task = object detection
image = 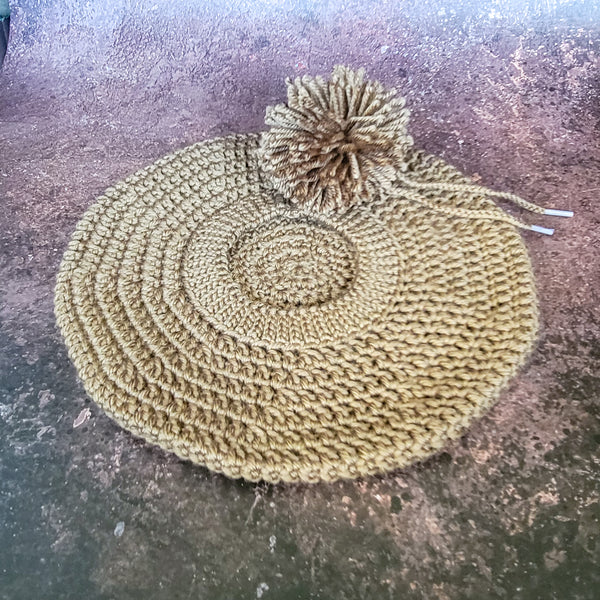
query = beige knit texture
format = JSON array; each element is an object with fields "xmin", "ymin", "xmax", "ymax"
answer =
[{"xmin": 54, "ymin": 132, "xmax": 538, "ymax": 483}]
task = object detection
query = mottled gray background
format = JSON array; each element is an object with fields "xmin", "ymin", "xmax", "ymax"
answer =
[{"xmin": 1, "ymin": 1, "xmax": 599, "ymax": 599}]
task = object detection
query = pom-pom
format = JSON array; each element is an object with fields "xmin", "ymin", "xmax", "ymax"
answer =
[{"xmin": 259, "ymin": 65, "xmax": 413, "ymax": 213}]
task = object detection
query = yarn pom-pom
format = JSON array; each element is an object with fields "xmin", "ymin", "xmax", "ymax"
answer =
[{"xmin": 259, "ymin": 65, "xmax": 413, "ymax": 213}]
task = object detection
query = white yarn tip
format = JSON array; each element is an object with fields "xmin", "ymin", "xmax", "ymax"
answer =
[
  {"xmin": 544, "ymin": 208, "xmax": 573, "ymax": 217},
  {"xmin": 531, "ymin": 225, "xmax": 554, "ymax": 235}
]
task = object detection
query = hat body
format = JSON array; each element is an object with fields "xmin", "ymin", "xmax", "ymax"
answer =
[{"xmin": 55, "ymin": 133, "xmax": 538, "ymax": 482}]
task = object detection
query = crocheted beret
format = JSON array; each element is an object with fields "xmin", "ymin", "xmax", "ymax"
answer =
[{"xmin": 55, "ymin": 66, "xmax": 572, "ymax": 483}]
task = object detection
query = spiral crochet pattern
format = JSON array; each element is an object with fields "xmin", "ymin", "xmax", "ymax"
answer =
[{"xmin": 55, "ymin": 66, "xmax": 542, "ymax": 483}]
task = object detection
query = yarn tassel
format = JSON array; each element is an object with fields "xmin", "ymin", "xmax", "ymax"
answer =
[{"xmin": 395, "ymin": 173, "xmax": 573, "ymax": 235}]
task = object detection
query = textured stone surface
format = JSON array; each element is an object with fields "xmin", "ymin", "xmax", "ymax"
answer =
[{"xmin": 1, "ymin": 1, "xmax": 599, "ymax": 599}]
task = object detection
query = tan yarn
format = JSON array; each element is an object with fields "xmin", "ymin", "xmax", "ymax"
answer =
[
  {"xmin": 260, "ymin": 65, "xmax": 413, "ymax": 213},
  {"xmin": 54, "ymin": 66, "xmax": 563, "ymax": 482},
  {"xmin": 54, "ymin": 129, "xmax": 539, "ymax": 483}
]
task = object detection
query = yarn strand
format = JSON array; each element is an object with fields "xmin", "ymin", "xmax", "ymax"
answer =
[{"xmin": 395, "ymin": 173, "xmax": 573, "ymax": 235}]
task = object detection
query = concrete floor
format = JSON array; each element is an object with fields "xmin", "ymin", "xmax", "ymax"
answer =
[{"xmin": 1, "ymin": 1, "xmax": 599, "ymax": 598}]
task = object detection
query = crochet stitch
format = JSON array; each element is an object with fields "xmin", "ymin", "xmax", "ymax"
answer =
[{"xmin": 55, "ymin": 66, "xmax": 548, "ymax": 483}]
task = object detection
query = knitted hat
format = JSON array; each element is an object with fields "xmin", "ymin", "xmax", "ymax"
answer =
[{"xmin": 55, "ymin": 66, "xmax": 572, "ymax": 483}]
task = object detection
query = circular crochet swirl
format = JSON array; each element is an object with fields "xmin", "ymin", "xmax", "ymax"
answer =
[{"xmin": 55, "ymin": 134, "xmax": 538, "ymax": 483}]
